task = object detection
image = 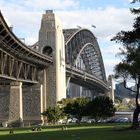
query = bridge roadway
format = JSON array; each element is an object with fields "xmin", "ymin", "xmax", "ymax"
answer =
[{"xmin": 66, "ymin": 65, "xmax": 108, "ymax": 92}]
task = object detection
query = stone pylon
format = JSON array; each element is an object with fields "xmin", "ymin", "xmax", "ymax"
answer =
[
  {"xmin": 38, "ymin": 10, "xmax": 66, "ymax": 107},
  {"xmin": 8, "ymin": 82, "xmax": 23, "ymax": 126}
]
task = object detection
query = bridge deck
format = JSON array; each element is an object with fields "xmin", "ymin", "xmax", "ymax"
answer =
[{"xmin": 66, "ymin": 65, "xmax": 108, "ymax": 92}]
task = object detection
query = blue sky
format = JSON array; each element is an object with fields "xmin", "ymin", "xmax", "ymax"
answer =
[
  {"xmin": 0, "ymin": 0, "xmax": 136, "ymax": 78},
  {"xmin": 77, "ymin": 0, "xmax": 131, "ymax": 9}
]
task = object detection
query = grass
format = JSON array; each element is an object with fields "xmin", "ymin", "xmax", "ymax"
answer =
[{"xmin": 0, "ymin": 123, "xmax": 140, "ymax": 140}]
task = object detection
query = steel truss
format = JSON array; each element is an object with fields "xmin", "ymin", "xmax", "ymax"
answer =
[{"xmin": 0, "ymin": 48, "xmax": 39, "ymax": 83}]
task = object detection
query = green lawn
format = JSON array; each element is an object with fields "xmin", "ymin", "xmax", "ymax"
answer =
[{"xmin": 0, "ymin": 123, "xmax": 140, "ymax": 140}]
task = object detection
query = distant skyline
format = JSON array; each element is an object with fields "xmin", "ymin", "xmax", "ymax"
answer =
[{"xmin": 0, "ymin": 0, "xmax": 136, "ymax": 77}]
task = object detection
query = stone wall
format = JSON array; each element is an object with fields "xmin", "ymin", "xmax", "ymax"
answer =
[
  {"xmin": 0, "ymin": 85, "xmax": 10, "ymax": 122},
  {"xmin": 46, "ymin": 65, "xmax": 56, "ymax": 107},
  {"xmin": 8, "ymin": 82, "xmax": 23, "ymax": 126},
  {"xmin": 0, "ymin": 83, "xmax": 43, "ymax": 125},
  {"xmin": 22, "ymin": 84, "xmax": 43, "ymax": 124}
]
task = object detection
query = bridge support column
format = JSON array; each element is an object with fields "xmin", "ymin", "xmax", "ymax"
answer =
[
  {"xmin": 8, "ymin": 82, "xmax": 23, "ymax": 126},
  {"xmin": 22, "ymin": 83, "xmax": 44, "ymax": 125},
  {"xmin": 0, "ymin": 84, "xmax": 10, "ymax": 124},
  {"xmin": 39, "ymin": 10, "xmax": 66, "ymax": 107}
]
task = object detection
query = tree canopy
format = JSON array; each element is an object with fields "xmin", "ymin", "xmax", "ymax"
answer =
[
  {"xmin": 63, "ymin": 97, "xmax": 90, "ymax": 122},
  {"xmin": 63, "ymin": 97, "xmax": 115, "ymax": 123},
  {"xmin": 87, "ymin": 96, "xmax": 115, "ymax": 122},
  {"xmin": 111, "ymin": 0, "xmax": 140, "ymax": 129},
  {"xmin": 42, "ymin": 97, "xmax": 115, "ymax": 124},
  {"xmin": 42, "ymin": 106, "xmax": 64, "ymax": 124}
]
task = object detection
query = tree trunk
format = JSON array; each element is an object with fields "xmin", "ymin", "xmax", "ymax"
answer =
[
  {"xmin": 131, "ymin": 81, "xmax": 140, "ymax": 129},
  {"xmin": 131, "ymin": 106, "xmax": 140, "ymax": 129}
]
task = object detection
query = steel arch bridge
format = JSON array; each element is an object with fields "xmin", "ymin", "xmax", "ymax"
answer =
[
  {"xmin": 0, "ymin": 10, "xmax": 108, "ymax": 125},
  {"xmin": 64, "ymin": 29, "xmax": 107, "ymax": 92}
]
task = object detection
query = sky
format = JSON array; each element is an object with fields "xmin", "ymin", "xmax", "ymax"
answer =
[{"xmin": 0, "ymin": 0, "xmax": 136, "ymax": 79}]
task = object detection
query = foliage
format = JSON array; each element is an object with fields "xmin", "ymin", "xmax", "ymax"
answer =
[
  {"xmin": 63, "ymin": 97, "xmax": 90, "ymax": 122},
  {"xmin": 57, "ymin": 98, "xmax": 74, "ymax": 107},
  {"xmin": 114, "ymin": 97, "xmax": 122, "ymax": 104},
  {"xmin": 42, "ymin": 96, "xmax": 115, "ymax": 124},
  {"xmin": 42, "ymin": 106, "xmax": 64, "ymax": 124},
  {"xmin": 88, "ymin": 96, "xmax": 115, "ymax": 121},
  {"xmin": 111, "ymin": 0, "xmax": 140, "ymax": 128},
  {"xmin": 61, "ymin": 96, "xmax": 115, "ymax": 122},
  {"xmin": 116, "ymin": 104, "xmax": 130, "ymax": 111}
]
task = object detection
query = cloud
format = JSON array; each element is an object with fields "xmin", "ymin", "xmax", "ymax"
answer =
[
  {"xmin": 57, "ymin": 7, "xmax": 134, "ymax": 41},
  {"xmin": 101, "ymin": 44, "xmax": 121, "ymax": 56},
  {"xmin": 0, "ymin": 1, "xmax": 134, "ymax": 44},
  {"xmin": 0, "ymin": 0, "xmax": 79, "ymax": 11},
  {"xmin": 0, "ymin": 4, "xmax": 42, "ymax": 45},
  {"xmin": 100, "ymin": 43, "xmax": 123, "ymax": 76},
  {"xmin": 104, "ymin": 58, "xmax": 121, "ymax": 77},
  {"xmin": 127, "ymin": 0, "xmax": 133, "ymax": 2}
]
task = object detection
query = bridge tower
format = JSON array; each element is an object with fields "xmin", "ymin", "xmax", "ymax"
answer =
[{"xmin": 39, "ymin": 10, "xmax": 66, "ymax": 107}]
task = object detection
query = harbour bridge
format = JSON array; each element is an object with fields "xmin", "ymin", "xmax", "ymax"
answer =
[{"xmin": 0, "ymin": 10, "xmax": 108, "ymax": 125}]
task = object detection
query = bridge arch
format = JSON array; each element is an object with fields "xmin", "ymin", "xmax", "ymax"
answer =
[
  {"xmin": 75, "ymin": 43, "xmax": 103, "ymax": 80},
  {"xmin": 65, "ymin": 28, "xmax": 106, "ymax": 82}
]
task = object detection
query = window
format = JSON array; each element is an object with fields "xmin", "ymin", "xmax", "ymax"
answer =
[{"xmin": 42, "ymin": 46, "xmax": 53, "ymax": 56}]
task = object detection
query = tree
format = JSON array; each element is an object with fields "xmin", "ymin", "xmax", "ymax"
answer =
[
  {"xmin": 57, "ymin": 98, "xmax": 74, "ymax": 107},
  {"xmin": 42, "ymin": 106, "xmax": 64, "ymax": 124},
  {"xmin": 63, "ymin": 97, "xmax": 90, "ymax": 123},
  {"xmin": 111, "ymin": 0, "xmax": 140, "ymax": 129},
  {"xmin": 88, "ymin": 96, "xmax": 115, "ymax": 122},
  {"xmin": 58, "ymin": 98, "xmax": 75, "ymax": 123}
]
